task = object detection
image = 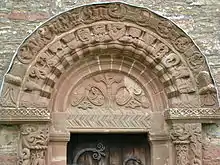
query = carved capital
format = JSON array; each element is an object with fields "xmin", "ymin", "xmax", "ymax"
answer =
[
  {"xmin": 19, "ymin": 124, "xmax": 49, "ymax": 165},
  {"xmin": 170, "ymin": 123, "xmax": 202, "ymax": 165}
]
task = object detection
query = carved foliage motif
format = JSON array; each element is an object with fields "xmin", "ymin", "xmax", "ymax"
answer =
[
  {"xmin": 19, "ymin": 124, "xmax": 49, "ymax": 165},
  {"xmin": 70, "ymin": 72, "xmax": 151, "ymax": 111},
  {"xmin": 170, "ymin": 123, "xmax": 202, "ymax": 165},
  {"xmin": 175, "ymin": 144, "xmax": 189, "ymax": 165}
]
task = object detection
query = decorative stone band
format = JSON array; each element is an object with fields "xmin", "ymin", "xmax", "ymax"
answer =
[
  {"xmin": 164, "ymin": 108, "xmax": 220, "ymax": 121},
  {"xmin": 0, "ymin": 107, "xmax": 50, "ymax": 122},
  {"xmin": 66, "ymin": 114, "xmax": 151, "ymax": 131}
]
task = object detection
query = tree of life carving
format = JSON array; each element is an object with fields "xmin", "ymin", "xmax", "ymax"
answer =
[{"xmin": 69, "ymin": 72, "xmax": 151, "ymax": 111}]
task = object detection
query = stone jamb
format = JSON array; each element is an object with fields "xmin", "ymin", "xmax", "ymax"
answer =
[{"xmin": 169, "ymin": 122, "xmax": 202, "ymax": 165}]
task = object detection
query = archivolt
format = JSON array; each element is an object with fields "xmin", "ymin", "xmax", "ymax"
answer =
[{"xmin": 0, "ymin": 2, "xmax": 218, "ymax": 110}]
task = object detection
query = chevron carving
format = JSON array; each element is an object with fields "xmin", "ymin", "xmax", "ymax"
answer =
[
  {"xmin": 66, "ymin": 72, "xmax": 152, "ymax": 130},
  {"xmin": 67, "ymin": 114, "xmax": 150, "ymax": 129}
]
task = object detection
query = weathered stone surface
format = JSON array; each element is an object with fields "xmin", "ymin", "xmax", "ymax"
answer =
[
  {"xmin": 203, "ymin": 124, "xmax": 220, "ymax": 165},
  {"xmin": 1, "ymin": 2, "xmax": 216, "ymax": 111},
  {"xmin": 0, "ymin": 125, "xmax": 18, "ymax": 165},
  {"xmin": 0, "ymin": 1, "xmax": 219, "ymax": 165},
  {"xmin": 0, "ymin": 0, "xmax": 219, "ymax": 89}
]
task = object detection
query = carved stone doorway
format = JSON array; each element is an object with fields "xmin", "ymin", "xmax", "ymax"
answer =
[
  {"xmin": 67, "ymin": 133, "xmax": 151, "ymax": 165},
  {"xmin": 0, "ymin": 2, "xmax": 219, "ymax": 165}
]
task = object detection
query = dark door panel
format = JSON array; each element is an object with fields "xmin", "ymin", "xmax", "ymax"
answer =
[{"xmin": 67, "ymin": 134, "xmax": 150, "ymax": 165}]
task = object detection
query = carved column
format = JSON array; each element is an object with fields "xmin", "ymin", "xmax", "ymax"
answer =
[
  {"xmin": 19, "ymin": 124, "xmax": 49, "ymax": 165},
  {"xmin": 170, "ymin": 123, "xmax": 202, "ymax": 165}
]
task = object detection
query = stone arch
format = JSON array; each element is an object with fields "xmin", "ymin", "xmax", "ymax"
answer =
[
  {"xmin": 1, "ymin": 3, "xmax": 218, "ymax": 110},
  {"xmin": 0, "ymin": 2, "xmax": 220, "ymax": 165}
]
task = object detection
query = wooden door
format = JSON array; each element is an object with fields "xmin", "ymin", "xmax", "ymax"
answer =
[{"xmin": 67, "ymin": 134, "xmax": 151, "ymax": 165}]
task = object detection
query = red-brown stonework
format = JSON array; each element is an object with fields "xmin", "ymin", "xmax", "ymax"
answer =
[
  {"xmin": 0, "ymin": 156, "xmax": 17, "ymax": 165},
  {"xmin": 0, "ymin": 125, "xmax": 19, "ymax": 165},
  {"xmin": 6, "ymin": 11, "xmax": 50, "ymax": 21},
  {"xmin": 202, "ymin": 124, "xmax": 220, "ymax": 165},
  {"xmin": 203, "ymin": 144, "xmax": 220, "ymax": 165},
  {"xmin": 0, "ymin": 2, "xmax": 219, "ymax": 165}
]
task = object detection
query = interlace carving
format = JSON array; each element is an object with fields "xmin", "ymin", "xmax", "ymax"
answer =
[
  {"xmin": 170, "ymin": 123, "xmax": 202, "ymax": 165},
  {"xmin": 19, "ymin": 124, "xmax": 49, "ymax": 165},
  {"xmin": 0, "ymin": 107, "xmax": 50, "ymax": 122},
  {"xmin": 70, "ymin": 72, "xmax": 151, "ymax": 111},
  {"xmin": 165, "ymin": 108, "xmax": 220, "ymax": 120}
]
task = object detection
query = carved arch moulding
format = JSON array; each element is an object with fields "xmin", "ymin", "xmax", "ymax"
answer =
[{"xmin": 0, "ymin": 2, "xmax": 220, "ymax": 165}]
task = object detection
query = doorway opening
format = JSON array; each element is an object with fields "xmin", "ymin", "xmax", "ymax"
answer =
[{"xmin": 67, "ymin": 133, "xmax": 151, "ymax": 165}]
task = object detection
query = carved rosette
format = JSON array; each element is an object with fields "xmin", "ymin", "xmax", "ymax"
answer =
[
  {"xmin": 170, "ymin": 123, "xmax": 202, "ymax": 165},
  {"xmin": 19, "ymin": 124, "xmax": 49, "ymax": 165}
]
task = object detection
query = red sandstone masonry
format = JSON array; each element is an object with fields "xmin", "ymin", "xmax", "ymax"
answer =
[
  {"xmin": 7, "ymin": 11, "xmax": 49, "ymax": 21},
  {"xmin": 0, "ymin": 1, "xmax": 219, "ymax": 165}
]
